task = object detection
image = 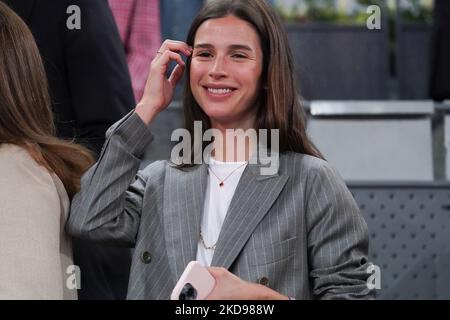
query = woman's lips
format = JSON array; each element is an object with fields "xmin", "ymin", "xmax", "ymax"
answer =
[{"xmin": 203, "ymin": 86, "xmax": 236, "ymax": 99}]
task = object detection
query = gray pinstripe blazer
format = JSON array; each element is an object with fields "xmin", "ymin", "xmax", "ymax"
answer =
[{"xmin": 67, "ymin": 112, "xmax": 374, "ymax": 300}]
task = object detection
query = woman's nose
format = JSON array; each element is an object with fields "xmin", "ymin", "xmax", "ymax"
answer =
[{"xmin": 209, "ymin": 57, "xmax": 227, "ymax": 79}]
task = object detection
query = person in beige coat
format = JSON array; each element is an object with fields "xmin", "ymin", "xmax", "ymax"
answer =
[
  {"xmin": 0, "ymin": 144, "xmax": 76, "ymax": 299},
  {"xmin": 0, "ymin": 2, "xmax": 94, "ymax": 300}
]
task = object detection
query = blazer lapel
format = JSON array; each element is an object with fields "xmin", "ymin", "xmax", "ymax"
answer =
[
  {"xmin": 163, "ymin": 164, "xmax": 208, "ymax": 281},
  {"xmin": 211, "ymin": 156, "xmax": 289, "ymax": 269}
]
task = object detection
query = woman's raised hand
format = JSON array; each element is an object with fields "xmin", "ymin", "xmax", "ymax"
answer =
[{"xmin": 135, "ymin": 40, "xmax": 193, "ymax": 125}]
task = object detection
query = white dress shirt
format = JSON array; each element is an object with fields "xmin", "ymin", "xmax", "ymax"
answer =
[{"xmin": 196, "ymin": 158, "xmax": 248, "ymax": 266}]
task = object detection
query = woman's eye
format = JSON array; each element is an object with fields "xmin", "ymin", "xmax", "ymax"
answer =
[
  {"xmin": 196, "ymin": 51, "xmax": 213, "ymax": 58},
  {"xmin": 231, "ymin": 52, "xmax": 247, "ymax": 59}
]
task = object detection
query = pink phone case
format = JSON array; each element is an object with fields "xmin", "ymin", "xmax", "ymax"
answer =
[{"xmin": 170, "ymin": 261, "xmax": 216, "ymax": 300}]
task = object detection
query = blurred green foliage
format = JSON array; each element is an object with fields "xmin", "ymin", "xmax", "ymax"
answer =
[
  {"xmin": 275, "ymin": 0, "xmax": 433, "ymax": 24},
  {"xmin": 399, "ymin": 0, "xmax": 433, "ymax": 22}
]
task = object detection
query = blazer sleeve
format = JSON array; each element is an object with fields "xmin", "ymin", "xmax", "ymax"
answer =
[
  {"xmin": 305, "ymin": 161, "xmax": 375, "ymax": 299},
  {"xmin": 63, "ymin": 0, "xmax": 135, "ymax": 155},
  {"xmin": 66, "ymin": 112, "xmax": 154, "ymax": 247},
  {"xmin": 0, "ymin": 149, "xmax": 65, "ymax": 299}
]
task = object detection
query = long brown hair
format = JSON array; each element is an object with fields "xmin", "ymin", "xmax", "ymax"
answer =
[
  {"xmin": 0, "ymin": 2, "xmax": 94, "ymax": 199},
  {"xmin": 183, "ymin": 0, "xmax": 323, "ymax": 158}
]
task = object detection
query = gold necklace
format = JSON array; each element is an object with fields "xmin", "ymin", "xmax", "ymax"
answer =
[
  {"xmin": 199, "ymin": 229, "xmax": 216, "ymax": 250},
  {"xmin": 207, "ymin": 162, "xmax": 247, "ymax": 187}
]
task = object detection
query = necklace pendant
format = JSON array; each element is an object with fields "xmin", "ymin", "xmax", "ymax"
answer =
[{"xmin": 219, "ymin": 182, "xmax": 224, "ymax": 187}]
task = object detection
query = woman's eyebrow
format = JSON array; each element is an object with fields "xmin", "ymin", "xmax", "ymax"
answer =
[
  {"xmin": 194, "ymin": 43, "xmax": 213, "ymax": 49},
  {"xmin": 194, "ymin": 43, "xmax": 254, "ymax": 52},
  {"xmin": 228, "ymin": 44, "xmax": 253, "ymax": 52}
]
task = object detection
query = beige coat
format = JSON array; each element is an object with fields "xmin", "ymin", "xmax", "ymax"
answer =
[{"xmin": 0, "ymin": 144, "xmax": 77, "ymax": 300}]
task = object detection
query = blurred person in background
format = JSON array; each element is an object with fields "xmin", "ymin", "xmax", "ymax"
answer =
[
  {"xmin": 430, "ymin": 0, "xmax": 450, "ymax": 101},
  {"xmin": 108, "ymin": 0, "xmax": 161, "ymax": 102},
  {"xmin": 159, "ymin": 0, "xmax": 204, "ymax": 100},
  {"xmin": 0, "ymin": 2, "xmax": 94, "ymax": 299},
  {"xmin": 1, "ymin": 0, "xmax": 135, "ymax": 299}
]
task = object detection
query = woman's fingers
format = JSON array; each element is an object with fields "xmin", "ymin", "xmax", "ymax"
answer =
[
  {"xmin": 151, "ymin": 40, "xmax": 192, "ymax": 79},
  {"xmin": 150, "ymin": 50, "xmax": 186, "ymax": 77},
  {"xmin": 162, "ymin": 50, "xmax": 186, "ymax": 67},
  {"xmin": 168, "ymin": 64, "xmax": 185, "ymax": 87},
  {"xmin": 156, "ymin": 40, "xmax": 192, "ymax": 58},
  {"xmin": 136, "ymin": 39, "xmax": 191, "ymax": 124}
]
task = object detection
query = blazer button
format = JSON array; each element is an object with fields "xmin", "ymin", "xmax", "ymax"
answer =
[
  {"xmin": 141, "ymin": 251, "xmax": 152, "ymax": 264},
  {"xmin": 258, "ymin": 277, "xmax": 269, "ymax": 287}
]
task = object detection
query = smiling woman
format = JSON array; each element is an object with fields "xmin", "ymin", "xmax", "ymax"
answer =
[
  {"xmin": 189, "ymin": 15, "xmax": 263, "ymax": 131},
  {"xmin": 67, "ymin": 0, "xmax": 374, "ymax": 300}
]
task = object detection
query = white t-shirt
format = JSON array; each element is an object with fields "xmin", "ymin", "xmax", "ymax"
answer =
[{"xmin": 196, "ymin": 158, "xmax": 248, "ymax": 266}]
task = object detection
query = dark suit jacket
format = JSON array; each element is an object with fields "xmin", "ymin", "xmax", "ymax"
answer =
[
  {"xmin": 430, "ymin": 0, "xmax": 450, "ymax": 101},
  {"xmin": 2, "ymin": 0, "xmax": 135, "ymax": 299},
  {"xmin": 3, "ymin": 0, "xmax": 134, "ymax": 153}
]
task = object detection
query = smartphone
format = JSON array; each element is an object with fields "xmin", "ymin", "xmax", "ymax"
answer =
[{"xmin": 170, "ymin": 261, "xmax": 216, "ymax": 300}]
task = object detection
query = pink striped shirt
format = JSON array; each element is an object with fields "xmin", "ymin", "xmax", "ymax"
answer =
[{"xmin": 109, "ymin": 0, "xmax": 161, "ymax": 102}]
